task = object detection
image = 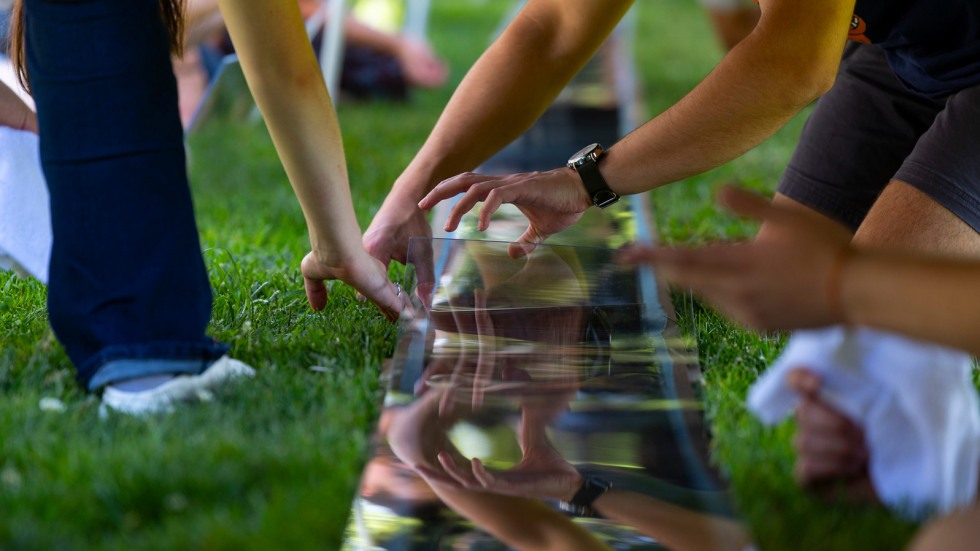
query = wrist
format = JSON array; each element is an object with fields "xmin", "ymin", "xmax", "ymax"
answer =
[
  {"xmin": 567, "ymin": 143, "xmax": 620, "ymax": 209},
  {"xmin": 309, "ymin": 239, "xmax": 368, "ymax": 270},
  {"xmin": 394, "ymin": 160, "xmax": 448, "ymax": 203},
  {"xmin": 825, "ymin": 246, "xmax": 853, "ymax": 325},
  {"xmin": 558, "ymin": 475, "xmax": 612, "ymax": 516},
  {"xmin": 560, "ymin": 472, "xmax": 586, "ymax": 502},
  {"xmin": 564, "ymin": 167, "xmax": 596, "ymax": 212}
]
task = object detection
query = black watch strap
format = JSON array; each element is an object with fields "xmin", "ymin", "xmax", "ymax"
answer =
[
  {"xmin": 568, "ymin": 145, "xmax": 620, "ymax": 209},
  {"xmin": 559, "ymin": 477, "xmax": 612, "ymax": 517}
]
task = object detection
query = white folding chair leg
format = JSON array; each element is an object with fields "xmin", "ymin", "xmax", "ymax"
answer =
[
  {"xmin": 401, "ymin": 0, "xmax": 431, "ymax": 40},
  {"xmin": 320, "ymin": 0, "xmax": 348, "ymax": 100}
]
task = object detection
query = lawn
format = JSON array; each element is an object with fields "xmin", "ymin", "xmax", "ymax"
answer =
[{"xmin": 0, "ymin": 0, "xmax": 920, "ymax": 549}]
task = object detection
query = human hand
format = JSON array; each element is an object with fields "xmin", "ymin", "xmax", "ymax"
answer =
[
  {"xmin": 618, "ymin": 186, "xmax": 853, "ymax": 331},
  {"xmin": 396, "ymin": 36, "xmax": 449, "ymax": 89},
  {"xmin": 363, "ymin": 191, "xmax": 433, "ymax": 268},
  {"xmin": 788, "ymin": 368, "xmax": 878, "ymax": 503},
  {"xmin": 300, "ymin": 248, "xmax": 410, "ymax": 322},
  {"xmin": 418, "ymin": 167, "xmax": 591, "ymax": 258}
]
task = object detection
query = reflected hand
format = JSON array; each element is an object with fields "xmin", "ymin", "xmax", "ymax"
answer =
[
  {"xmin": 426, "ymin": 441, "xmax": 584, "ymax": 503},
  {"xmin": 422, "ymin": 398, "xmax": 583, "ymax": 502},
  {"xmin": 387, "ymin": 387, "xmax": 468, "ymax": 472},
  {"xmin": 618, "ymin": 186, "xmax": 852, "ymax": 331},
  {"xmin": 418, "ymin": 168, "xmax": 592, "ymax": 258},
  {"xmin": 300, "ymin": 248, "xmax": 410, "ymax": 322},
  {"xmin": 789, "ymin": 368, "xmax": 878, "ymax": 503},
  {"xmin": 433, "ymin": 288, "xmax": 497, "ymax": 415}
]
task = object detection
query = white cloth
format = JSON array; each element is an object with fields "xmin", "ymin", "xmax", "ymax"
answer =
[
  {"xmin": 748, "ymin": 326, "xmax": 980, "ymax": 518},
  {"xmin": 0, "ymin": 126, "xmax": 51, "ymax": 283}
]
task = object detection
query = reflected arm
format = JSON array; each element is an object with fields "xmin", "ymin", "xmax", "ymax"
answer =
[
  {"xmin": 592, "ymin": 490, "xmax": 752, "ymax": 551},
  {"xmin": 429, "ymin": 486, "xmax": 611, "ymax": 551}
]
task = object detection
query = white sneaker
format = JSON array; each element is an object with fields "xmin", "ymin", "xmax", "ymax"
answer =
[{"xmin": 100, "ymin": 355, "xmax": 255, "ymax": 416}]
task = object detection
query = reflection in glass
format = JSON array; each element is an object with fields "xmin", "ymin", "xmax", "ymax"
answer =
[{"xmin": 344, "ymin": 239, "xmax": 750, "ymax": 551}]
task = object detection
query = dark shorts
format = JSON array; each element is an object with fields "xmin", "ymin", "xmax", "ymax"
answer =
[{"xmin": 778, "ymin": 42, "xmax": 980, "ymax": 232}]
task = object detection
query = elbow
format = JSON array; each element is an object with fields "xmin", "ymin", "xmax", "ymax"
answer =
[
  {"xmin": 800, "ymin": 64, "xmax": 838, "ymax": 102},
  {"xmin": 774, "ymin": 61, "xmax": 838, "ymax": 110},
  {"xmin": 741, "ymin": 32, "xmax": 842, "ymax": 109}
]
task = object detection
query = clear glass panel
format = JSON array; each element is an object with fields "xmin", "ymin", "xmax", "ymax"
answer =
[{"xmin": 344, "ymin": 238, "xmax": 749, "ymax": 551}]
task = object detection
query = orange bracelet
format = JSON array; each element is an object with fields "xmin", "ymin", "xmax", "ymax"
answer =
[{"xmin": 825, "ymin": 247, "xmax": 852, "ymax": 324}]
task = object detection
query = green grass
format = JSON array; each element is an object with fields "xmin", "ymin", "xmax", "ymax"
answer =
[{"xmin": 0, "ymin": 0, "xmax": 922, "ymax": 549}]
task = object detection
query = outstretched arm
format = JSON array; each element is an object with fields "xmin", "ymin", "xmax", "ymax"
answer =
[
  {"xmin": 839, "ymin": 250, "xmax": 980, "ymax": 355},
  {"xmin": 217, "ymin": 0, "xmax": 408, "ymax": 320},
  {"xmin": 417, "ymin": 0, "xmax": 855, "ymax": 250},
  {"xmin": 621, "ymin": 187, "xmax": 980, "ymax": 356},
  {"xmin": 595, "ymin": 0, "xmax": 852, "ymax": 195},
  {"xmin": 364, "ymin": 0, "xmax": 632, "ymax": 265}
]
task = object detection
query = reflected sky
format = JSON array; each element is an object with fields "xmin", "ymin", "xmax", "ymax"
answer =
[{"xmin": 344, "ymin": 238, "xmax": 750, "ymax": 551}]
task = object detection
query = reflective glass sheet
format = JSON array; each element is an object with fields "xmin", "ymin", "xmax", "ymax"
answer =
[{"xmin": 344, "ymin": 238, "xmax": 750, "ymax": 551}]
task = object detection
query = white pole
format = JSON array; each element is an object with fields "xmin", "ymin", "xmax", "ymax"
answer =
[
  {"xmin": 320, "ymin": 0, "xmax": 349, "ymax": 100},
  {"xmin": 402, "ymin": 0, "xmax": 431, "ymax": 39}
]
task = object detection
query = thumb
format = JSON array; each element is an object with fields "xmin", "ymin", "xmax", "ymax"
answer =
[
  {"xmin": 304, "ymin": 277, "xmax": 329, "ymax": 311},
  {"xmin": 507, "ymin": 225, "xmax": 548, "ymax": 259}
]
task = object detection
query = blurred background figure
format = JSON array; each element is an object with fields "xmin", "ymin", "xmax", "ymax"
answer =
[
  {"xmin": 700, "ymin": 0, "xmax": 759, "ymax": 51},
  {"xmin": 173, "ymin": 0, "xmax": 449, "ymax": 126}
]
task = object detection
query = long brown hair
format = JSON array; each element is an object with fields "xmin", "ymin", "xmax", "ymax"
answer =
[{"xmin": 7, "ymin": 0, "xmax": 187, "ymax": 92}]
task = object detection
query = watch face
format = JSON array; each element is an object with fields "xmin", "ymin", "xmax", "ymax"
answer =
[{"xmin": 569, "ymin": 143, "xmax": 603, "ymax": 167}]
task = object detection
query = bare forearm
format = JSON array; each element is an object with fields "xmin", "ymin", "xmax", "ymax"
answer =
[
  {"xmin": 601, "ymin": 0, "xmax": 852, "ymax": 196},
  {"xmin": 394, "ymin": 0, "xmax": 632, "ymax": 200},
  {"xmin": 0, "ymin": 80, "xmax": 36, "ymax": 133},
  {"xmin": 843, "ymin": 254, "xmax": 980, "ymax": 355},
  {"xmin": 218, "ymin": 0, "xmax": 363, "ymax": 261}
]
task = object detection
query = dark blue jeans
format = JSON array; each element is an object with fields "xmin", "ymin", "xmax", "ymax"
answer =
[{"xmin": 24, "ymin": 0, "xmax": 226, "ymax": 390}]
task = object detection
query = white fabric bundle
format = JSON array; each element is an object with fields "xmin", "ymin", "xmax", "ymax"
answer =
[
  {"xmin": 748, "ymin": 326, "xmax": 980, "ymax": 518},
  {"xmin": 0, "ymin": 126, "xmax": 51, "ymax": 283}
]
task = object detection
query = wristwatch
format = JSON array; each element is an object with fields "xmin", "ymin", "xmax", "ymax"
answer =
[
  {"xmin": 558, "ymin": 476, "xmax": 613, "ymax": 517},
  {"xmin": 567, "ymin": 143, "xmax": 620, "ymax": 209}
]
